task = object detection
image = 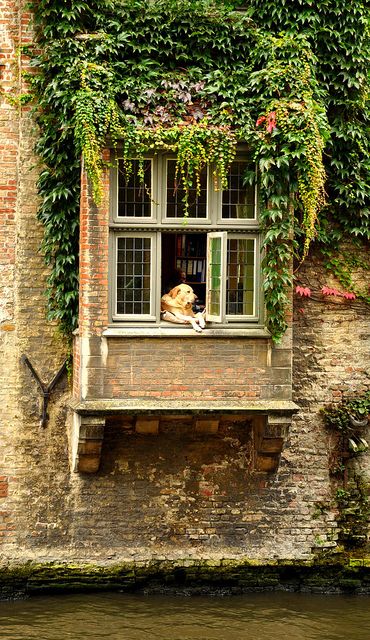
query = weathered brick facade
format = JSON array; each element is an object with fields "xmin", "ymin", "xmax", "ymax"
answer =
[
  {"xmin": 0, "ymin": 1, "xmax": 369, "ymax": 576},
  {"xmin": 72, "ymin": 159, "xmax": 297, "ymax": 474}
]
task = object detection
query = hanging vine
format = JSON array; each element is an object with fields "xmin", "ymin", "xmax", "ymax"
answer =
[{"xmin": 27, "ymin": 0, "xmax": 368, "ymax": 340}]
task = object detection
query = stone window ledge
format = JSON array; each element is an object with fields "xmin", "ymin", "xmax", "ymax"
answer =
[
  {"xmin": 70, "ymin": 398, "xmax": 299, "ymax": 416},
  {"xmin": 102, "ymin": 326, "xmax": 271, "ymax": 339}
]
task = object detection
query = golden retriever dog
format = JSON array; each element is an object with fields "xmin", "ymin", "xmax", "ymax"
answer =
[{"xmin": 161, "ymin": 284, "xmax": 206, "ymax": 332}]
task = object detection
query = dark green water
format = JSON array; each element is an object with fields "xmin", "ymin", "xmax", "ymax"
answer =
[{"xmin": 0, "ymin": 592, "xmax": 370, "ymax": 639}]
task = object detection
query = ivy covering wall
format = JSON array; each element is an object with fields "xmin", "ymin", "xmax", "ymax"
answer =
[{"xmin": 27, "ymin": 0, "xmax": 369, "ymax": 339}]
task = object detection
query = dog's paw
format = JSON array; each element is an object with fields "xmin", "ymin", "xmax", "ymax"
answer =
[{"xmin": 198, "ymin": 316, "xmax": 206, "ymax": 328}]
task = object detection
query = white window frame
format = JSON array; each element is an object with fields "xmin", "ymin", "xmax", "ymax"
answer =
[
  {"xmin": 109, "ymin": 151, "xmax": 262, "ymax": 328},
  {"xmin": 111, "ymin": 157, "xmax": 158, "ymax": 225},
  {"xmin": 225, "ymin": 233, "xmax": 260, "ymax": 323},
  {"xmin": 111, "ymin": 231, "xmax": 159, "ymax": 322},
  {"xmin": 161, "ymin": 156, "xmax": 214, "ymax": 226},
  {"xmin": 206, "ymin": 231, "xmax": 227, "ymax": 323}
]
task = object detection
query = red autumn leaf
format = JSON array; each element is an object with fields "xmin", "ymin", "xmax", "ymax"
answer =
[
  {"xmin": 266, "ymin": 110, "xmax": 277, "ymax": 133},
  {"xmin": 256, "ymin": 115, "xmax": 266, "ymax": 127},
  {"xmin": 321, "ymin": 286, "xmax": 341, "ymax": 296},
  {"xmin": 256, "ymin": 112, "xmax": 277, "ymax": 133},
  {"xmin": 295, "ymin": 285, "xmax": 311, "ymax": 297},
  {"xmin": 321, "ymin": 286, "xmax": 356, "ymax": 299}
]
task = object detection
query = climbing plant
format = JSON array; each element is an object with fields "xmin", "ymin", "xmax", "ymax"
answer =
[
  {"xmin": 242, "ymin": 0, "xmax": 370, "ymax": 291},
  {"xmin": 322, "ymin": 392, "xmax": 370, "ymax": 548},
  {"xmin": 336, "ymin": 479, "xmax": 370, "ymax": 548},
  {"xmin": 322, "ymin": 392, "xmax": 370, "ymax": 458},
  {"xmin": 27, "ymin": 0, "xmax": 369, "ymax": 339}
]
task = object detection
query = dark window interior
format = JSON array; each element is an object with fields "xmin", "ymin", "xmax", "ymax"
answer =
[{"xmin": 161, "ymin": 232, "xmax": 206, "ymax": 306}]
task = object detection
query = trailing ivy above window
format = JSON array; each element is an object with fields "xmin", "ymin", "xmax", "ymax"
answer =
[{"xmin": 27, "ymin": 0, "xmax": 369, "ymax": 341}]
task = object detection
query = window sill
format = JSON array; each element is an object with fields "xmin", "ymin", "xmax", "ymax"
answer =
[
  {"xmin": 102, "ymin": 326, "xmax": 271, "ymax": 339},
  {"xmin": 71, "ymin": 398, "xmax": 299, "ymax": 416}
]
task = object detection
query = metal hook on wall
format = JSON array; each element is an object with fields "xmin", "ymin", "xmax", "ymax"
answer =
[{"xmin": 20, "ymin": 355, "xmax": 67, "ymax": 428}]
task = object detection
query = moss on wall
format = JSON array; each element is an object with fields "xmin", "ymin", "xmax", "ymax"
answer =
[{"xmin": 2, "ymin": 556, "xmax": 370, "ymax": 599}]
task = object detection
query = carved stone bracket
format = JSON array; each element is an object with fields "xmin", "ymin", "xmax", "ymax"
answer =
[
  {"xmin": 70, "ymin": 399, "xmax": 298, "ymax": 474},
  {"xmin": 74, "ymin": 415, "xmax": 105, "ymax": 473},
  {"xmin": 254, "ymin": 413, "xmax": 292, "ymax": 473}
]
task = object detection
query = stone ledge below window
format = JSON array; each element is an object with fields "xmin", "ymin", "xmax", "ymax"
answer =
[
  {"xmin": 70, "ymin": 398, "xmax": 299, "ymax": 416},
  {"xmin": 102, "ymin": 326, "xmax": 271, "ymax": 338},
  {"xmin": 70, "ymin": 399, "xmax": 299, "ymax": 475}
]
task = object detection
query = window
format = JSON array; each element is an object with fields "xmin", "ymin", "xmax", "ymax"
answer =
[{"xmin": 110, "ymin": 151, "xmax": 261, "ymax": 327}]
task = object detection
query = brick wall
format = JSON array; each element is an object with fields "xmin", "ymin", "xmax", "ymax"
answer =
[
  {"xmin": 290, "ymin": 252, "xmax": 370, "ymax": 553},
  {"xmin": 0, "ymin": 0, "xmax": 69, "ymax": 553},
  {"xmin": 0, "ymin": 0, "xmax": 21, "ymax": 549},
  {"xmin": 75, "ymin": 161, "xmax": 293, "ymax": 405},
  {"xmin": 79, "ymin": 155, "xmax": 110, "ymax": 338},
  {"xmin": 103, "ymin": 337, "xmax": 291, "ymax": 401},
  {"xmin": 0, "ymin": 3, "xmax": 369, "ymax": 568}
]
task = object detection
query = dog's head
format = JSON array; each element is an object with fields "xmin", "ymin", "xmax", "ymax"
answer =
[{"xmin": 169, "ymin": 283, "xmax": 197, "ymax": 309}]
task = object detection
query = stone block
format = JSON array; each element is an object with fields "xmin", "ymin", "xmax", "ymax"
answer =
[
  {"xmin": 79, "ymin": 421, "xmax": 105, "ymax": 440},
  {"xmin": 255, "ymin": 454, "xmax": 279, "ymax": 473},
  {"xmin": 78, "ymin": 455, "xmax": 102, "ymax": 474},
  {"xmin": 259, "ymin": 437, "xmax": 284, "ymax": 454},
  {"xmin": 195, "ymin": 419, "xmax": 219, "ymax": 434},
  {"xmin": 135, "ymin": 417, "xmax": 159, "ymax": 435},
  {"xmin": 74, "ymin": 415, "xmax": 105, "ymax": 473},
  {"xmin": 78, "ymin": 440, "xmax": 103, "ymax": 456},
  {"xmin": 271, "ymin": 349, "xmax": 292, "ymax": 367}
]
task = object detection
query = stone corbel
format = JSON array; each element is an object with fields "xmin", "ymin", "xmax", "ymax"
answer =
[
  {"xmin": 70, "ymin": 399, "xmax": 298, "ymax": 474},
  {"xmin": 254, "ymin": 413, "xmax": 291, "ymax": 473},
  {"xmin": 73, "ymin": 415, "xmax": 105, "ymax": 473}
]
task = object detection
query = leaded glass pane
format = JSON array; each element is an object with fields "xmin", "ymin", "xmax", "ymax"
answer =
[
  {"xmin": 116, "ymin": 237, "xmax": 151, "ymax": 315},
  {"xmin": 208, "ymin": 236, "xmax": 222, "ymax": 317},
  {"xmin": 118, "ymin": 159, "xmax": 152, "ymax": 218},
  {"xmin": 226, "ymin": 238, "xmax": 255, "ymax": 315},
  {"xmin": 166, "ymin": 160, "xmax": 207, "ymax": 218},
  {"xmin": 222, "ymin": 161, "xmax": 255, "ymax": 219}
]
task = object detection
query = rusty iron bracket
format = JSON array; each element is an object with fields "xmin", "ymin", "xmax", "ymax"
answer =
[{"xmin": 21, "ymin": 355, "xmax": 67, "ymax": 428}]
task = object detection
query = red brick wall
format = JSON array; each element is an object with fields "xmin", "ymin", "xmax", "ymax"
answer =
[
  {"xmin": 79, "ymin": 155, "xmax": 110, "ymax": 338},
  {"xmin": 76, "ymin": 160, "xmax": 293, "ymax": 403},
  {"xmin": 103, "ymin": 337, "xmax": 292, "ymax": 401}
]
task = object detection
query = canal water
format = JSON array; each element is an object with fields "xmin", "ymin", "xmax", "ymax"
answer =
[{"xmin": 1, "ymin": 592, "xmax": 370, "ymax": 639}]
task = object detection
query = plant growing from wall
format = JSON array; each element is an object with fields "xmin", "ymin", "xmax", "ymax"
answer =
[
  {"xmin": 322, "ymin": 393, "xmax": 370, "ymax": 548},
  {"xmin": 27, "ymin": 0, "xmax": 369, "ymax": 340},
  {"xmin": 322, "ymin": 392, "xmax": 370, "ymax": 464},
  {"xmin": 336, "ymin": 478, "xmax": 370, "ymax": 548}
]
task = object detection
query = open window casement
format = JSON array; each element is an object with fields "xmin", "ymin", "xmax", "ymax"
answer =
[{"xmin": 206, "ymin": 232, "xmax": 227, "ymax": 323}]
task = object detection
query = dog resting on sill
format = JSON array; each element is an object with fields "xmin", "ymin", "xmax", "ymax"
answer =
[{"xmin": 161, "ymin": 284, "xmax": 206, "ymax": 333}]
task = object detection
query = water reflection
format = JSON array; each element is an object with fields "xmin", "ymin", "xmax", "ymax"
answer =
[{"xmin": 0, "ymin": 592, "xmax": 370, "ymax": 640}]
